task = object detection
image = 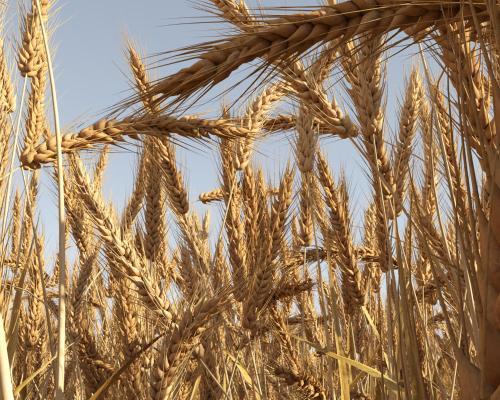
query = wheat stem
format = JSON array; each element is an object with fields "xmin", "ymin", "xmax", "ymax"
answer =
[
  {"xmin": 0, "ymin": 314, "xmax": 14, "ymax": 400},
  {"xmin": 33, "ymin": 0, "xmax": 66, "ymax": 397}
]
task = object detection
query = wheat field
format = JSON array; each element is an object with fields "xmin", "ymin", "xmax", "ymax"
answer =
[{"xmin": 0, "ymin": 0, "xmax": 499, "ymax": 399}]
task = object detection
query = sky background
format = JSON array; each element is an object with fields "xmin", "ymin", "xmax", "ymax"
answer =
[{"xmin": 5, "ymin": 1, "xmax": 419, "ymax": 256}]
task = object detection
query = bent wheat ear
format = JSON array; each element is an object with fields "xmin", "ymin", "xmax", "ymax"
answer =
[
  {"xmin": 142, "ymin": 2, "xmax": 489, "ymax": 107},
  {"xmin": 21, "ymin": 115, "xmax": 252, "ymax": 169}
]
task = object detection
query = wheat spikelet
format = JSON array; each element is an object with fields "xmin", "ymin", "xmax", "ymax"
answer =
[
  {"xmin": 19, "ymin": 171, "xmax": 39, "ymax": 264},
  {"xmin": 241, "ymin": 165, "xmax": 259, "ymax": 270},
  {"xmin": 115, "ymin": 278, "xmax": 144, "ymax": 398},
  {"xmin": 295, "ymin": 109, "xmax": 318, "ymax": 174},
  {"xmin": 144, "ymin": 140, "xmax": 167, "ymax": 262},
  {"xmin": 199, "ymin": 184, "xmax": 279, "ymax": 204},
  {"xmin": 23, "ymin": 234, "xmax": 45, "ymax": 350},
  {"xmin": 157, "ymin": 139, "xmax": 189, "ymax": 216},
  {"xmin": 269, "ymin": 166, "xmax": 293, "ymax": 260},
  {"xmin": 199, "ymin": 188, "xmax": 224, "ymax": 204},
  {"xmin": 0, "ymin": 40, "xmax": 15, "ymax": 113},
  {"xmin": 178, "ymin": 215, "xmax": 212, "ymax": 287},
  {"xmin": 362, "ymin": 202, "xmax": 381, "ymax": 293},
  {"xmin": 92, "ymin": 144, "xmax": 109, "ymax": 190},
  {"xmin": 9, "ymin": 191, "xmax": 21, "ymax": 257},
  {"xmin": 73, "ymin": 324, "xmax": 114, "ymax": 395},
  {"xmin": 242, "ymin": 175, "xmax": 276, "ymax": 331},
  {"xmin": 342, "ymin": 35, "xmax": 394, "ymax": 211},
  {"xmin": 38, "ymin": 0, "xmax": 51, "ymax": 21},
  {"xmin": 121, "ymin": 147, "xmax": 147, "ymax": 231},
  {"xmin": 21, "ymin": 67, "xmax": 48, "ymax": 160},
  {"xmin": 210, "ymin": 0, "xmax": 252, "ymax": 30},
  {"xmin": 420, "ymin": 100, "xmax": 437, "ymax": 218},
  {"xmin": 235, "ymin": 83, "xmax": 284, "ymax": 170},
  {"xmin": 273, "ymin": 365, "xmax": 327, "ymax": 400},
  {"xmin": 64, "ymin": 179, "xmax": 93, "ymax": 258},
  {"xmin": 298, "ymin": 175, "xmax": 314, "ymax": 248},
  {"xmin": 71, "ymin": 250, "xmax": 98, "ymax": 321},
  {"xmin": 341, "ymin": 35, "xmax": 395, "ymax": 272},
  {"xmin": 128, "ymin": 44, "xmax": 171, "ymax": 266},
  {"xmin": 285, "ymin": 61, "xmax": 357, "ymax": 139},
  {"xmin": 241, "ymin": 274, "xmax": 271, "ymax": 333},
  {"xmin": 0, "ymin": 114, "xmax": 11, "ymax": 189},
  {"xmin": 317, "ymin": 152, "xmax": 364, "ymax": 312},
  {"xmin": 434, "ymin": 25, "xmax": 493, "ymax": 166},
  {"xmin": 128, "ymin": 44, "xmax": 158, "ymax": 113},
  {"xmin": 217, "ymin": 139, "xmax": 247, "ymax": 303},
  {"xmin": 273, "ymin": 279, "xmax": 314, "ymax": 303},
  {"xmin": 151, "ymin": 293, "xmax": 230, "ymax": 400},
  {"xmin": 392, "ymin": 69, "xmax": 423, "ymax": 217},
  {"xmin": 431, "ymin": 86, "xmax": 468, "ymax": 205},
  {"xmin": 17, "ymin": 5, "xmax": 45, "ymax": 78}
]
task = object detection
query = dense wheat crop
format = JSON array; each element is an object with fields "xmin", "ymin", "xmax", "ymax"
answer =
[{"xmin": 1, "ymin": 0, "xmax": 500, "ymax": 398}]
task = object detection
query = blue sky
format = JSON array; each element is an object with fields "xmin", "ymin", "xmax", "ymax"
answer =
[{"xmin": 6, "ymin": 1, "xmax": 418, "ymax": 255}]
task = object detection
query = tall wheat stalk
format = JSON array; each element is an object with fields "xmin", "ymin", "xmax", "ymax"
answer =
[
  {"xmin": 0, "ymin": 314, "xmax": 14, "ymax": 400},
  {"xmin": 33, "ymin": 1, "xmax": 66, "ymax": 397}
]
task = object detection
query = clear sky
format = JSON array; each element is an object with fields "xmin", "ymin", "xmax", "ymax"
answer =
[{"xmin": 6, "ymin": 1, "xmax": 416, "ymax": 255}]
